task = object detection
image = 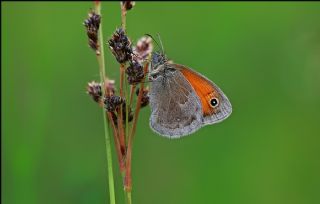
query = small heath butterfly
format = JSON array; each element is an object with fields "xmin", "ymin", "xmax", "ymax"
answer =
[{"xmin": 148, "ymin": 37, "xmax": 232, "ymax": 138}]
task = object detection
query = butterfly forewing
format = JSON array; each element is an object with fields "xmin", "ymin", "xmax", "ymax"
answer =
[{"xmin": 149, "ymin": 70, "xmax": 203, "ymax": 138}]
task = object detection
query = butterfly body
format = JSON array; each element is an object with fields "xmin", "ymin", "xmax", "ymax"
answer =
[{"xmin": 148, "ymin": 52, "xmax": 232, "ymax": 138}]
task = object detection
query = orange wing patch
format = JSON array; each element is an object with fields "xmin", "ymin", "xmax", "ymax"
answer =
[{"xmin": 176, "ymin": 64, "xmax": 218, "ymax": 116}]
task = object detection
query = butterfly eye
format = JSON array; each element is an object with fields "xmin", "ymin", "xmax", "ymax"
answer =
[
  {"xmin": 151, "ymin": 73, "xmax": 159, "ymax": 79},
  {"xmin": 210, "ymin": 98, "xmax": 219, "ymax": 107}
]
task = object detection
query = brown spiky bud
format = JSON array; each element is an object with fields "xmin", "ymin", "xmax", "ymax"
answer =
[
  {"xmin": 126, "ymin": 60, "xmax": 144, "ymax": 84},
  {"xmin": 108, "ymin": 28, "xmax": 133, "ymax": 63},
  {"xmin": 104, "ymin": 95, "xmax": 124, "ymax": 112},
  {"xmin": 87, "ymin": 81, "xmax": 102, "ymax": 103},
  {"xmin": 121, "ymin": 1, "xmax": 135, "ymax": 11},
  {"xmin": 84, "ymin": 10, "xmax": 101, "ymax": 54},
  {"xmin": 133, "ymin": 36, "xmax": 153, "ymax": 63},
  {"xmin": 136, "ymin": 87, "xmax": 149, "ymax": 108}
]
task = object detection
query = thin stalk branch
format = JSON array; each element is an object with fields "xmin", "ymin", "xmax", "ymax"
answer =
[
  {"xmin": 121, "ymin": 4, "xmax": 126, "ymax": 31},
  {"xmin": 95, "ymin": 2, "xmax": 116, "ymax": 204},
  {"xmin": 107, "ymin": 112, "xmax": 125, "ymax": 171},
  {"xmin": 124, "ymin": 62, "xmax": 149, "ymax": 192},
  {"xmin": 118, "ymin": 64, "xmax": 126, "ymax": 155},
  {"xmin": 125, "ymin": 78, "xmax": 130, "ymax": 147},
  {"xmin": 120, "ymin": 3, "xmax": 132, "ymax": 203},
  {"xmin": 129, "ymin": 85, "xmax": 136, "ymax": 107}
]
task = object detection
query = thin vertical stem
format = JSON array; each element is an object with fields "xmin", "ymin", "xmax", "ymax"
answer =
[
  {"xmin": 95, "ymin": 2, "xmax": 116, "ymax": 204},
  {"xmin": 121, "ymin": 4, "xmax": 126, "ymax": 31},
  {"xmin": 127, "ymin": 192, "xmax": 132, "ymax": 204},
  {"xmin": 120, "ymin": 3, "xmax": 132, "ymax": 203}
]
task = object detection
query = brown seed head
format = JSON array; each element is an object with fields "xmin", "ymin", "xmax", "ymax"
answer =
[
  {"xmin": 87, "ymin": 81, "xmax": 102, "ymax": 103},
  {"xmin": 108, "ymin": 28, "xmax": 133, "ymax": 63},
  {"xmin": 121, "ymin": 1, "xmax": 135, "ymax": 12},
  {"xmin": 126, "ymin": 60, "xmax": 144, "ymax": 84},
  {"xmin": 133, "ymin": 36, "xmax": 153, "ymax": 64},
  {"xmin": 104, "ymin": 95, "xmax": 124, "ymax": 112},
  {"xmin": 84, "ymin": 10, "xmax": 101, "ymax": 54}
]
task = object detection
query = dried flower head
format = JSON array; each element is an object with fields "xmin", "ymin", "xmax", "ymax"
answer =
[
  {"xmin": 87, "ymin": 81, "xmax": 102, "ymax": 103},
  {"xmin": 121, "ymin": 1, "xmax": 135, "ymax": 12},
  {"xmin": 104, "ymin": 95, "xmax": 124, "ymax": 112},
  {"xmin": 108, "ymin": 28, "xmax": 133, "ymax": 63},
  {"xmin": 125, "ymin": 60, "xmax": 144, "ymax": 84},
  {"xmin": 133, "ymin": 36, "xmax": 153, "ymax": 64},
  {"xmin": 136, "ymin": 87, "xmax": 149, "ymax": 108},
  {"xmin": 84, "ymin": 10, "xmax": 101, "ymax": 54}
]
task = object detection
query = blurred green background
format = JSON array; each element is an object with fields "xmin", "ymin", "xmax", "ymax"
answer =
[{"xmin": 2, "ymin": 2, "xmax": 320, "ymax": 204}]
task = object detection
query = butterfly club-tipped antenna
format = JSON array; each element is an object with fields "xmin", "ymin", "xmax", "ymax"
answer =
[
  {"xmin": 156, "ymin": 33, "xmax": 165, "ymax": 54},
  {"xmin": 144, "ymin": 33, "xmax": 165, "ymax": 55}
]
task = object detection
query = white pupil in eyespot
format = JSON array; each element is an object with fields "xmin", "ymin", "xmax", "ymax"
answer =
[{"xmin": 210, "ymin": 98, "xmax": 219, "ymax": 107}]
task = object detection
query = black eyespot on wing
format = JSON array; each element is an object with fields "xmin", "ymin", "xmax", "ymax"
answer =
[{"xmin": 210, "ymin": 98, "xmax": 219, "ymax": 107}]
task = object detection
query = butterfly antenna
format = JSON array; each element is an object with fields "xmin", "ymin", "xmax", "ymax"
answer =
[
  {"xmin": 144, "ymin": 33, "xmax": 162, "ymax": 53},
  {"xmin": 156, "ymin": 33, "xmax": 165, "ymax": 54}
]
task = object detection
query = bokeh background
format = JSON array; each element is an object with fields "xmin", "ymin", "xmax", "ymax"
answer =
[{"xmin": 2, "ymin": 2, "xmax": 320, "ymax": 204}]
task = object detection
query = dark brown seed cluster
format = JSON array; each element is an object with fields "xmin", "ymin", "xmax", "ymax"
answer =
[
  {"xmin": 136, "ymin": 87, "xmax": 149, "ymax": 108},
  {"xmin": 108, "ymin": 31, "xmax": 153, "ymax": 85},
  {"xmin": 104, "ymin": 95, "xmax": 124, "ymax": 112},
  {"xmin": 108, "ymin": 28, "xmax": 133, "ymax": 63},
  {"xmin": 84, "ymin": 10, "xmax": 101, "ymax": 54},
  {"xmin": 121, "ymin": 1, "xmax": 135, "ymax": 11},
  {"xmin": 106, "ymin": 99, "xmax": 133, "ymax": 125},
  {"xmin": 87, "ymin": 81, "xmax": 102, "ymax": 103},
  {"xmin": 126, "ymin": 61, "xmax": 144, "ymax": 84}
]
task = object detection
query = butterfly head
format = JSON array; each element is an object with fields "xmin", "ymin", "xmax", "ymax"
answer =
[{"xmin": 151, "ymin": 51, "xmax": 167, "ymax": 68}]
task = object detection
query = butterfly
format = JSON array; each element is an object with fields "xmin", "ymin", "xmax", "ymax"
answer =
[{"xmin": 147, "ymin": 42, "xmax": 232, "ymax": 138}]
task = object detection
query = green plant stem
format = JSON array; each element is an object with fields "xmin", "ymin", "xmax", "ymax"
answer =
[
  {"xmin": 95, "ymin": 2, "xmax": 116, "ymax": 204},
  {"xmin": 127, "ymin": 192, "xmax": 132, "ymax": 204}
]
